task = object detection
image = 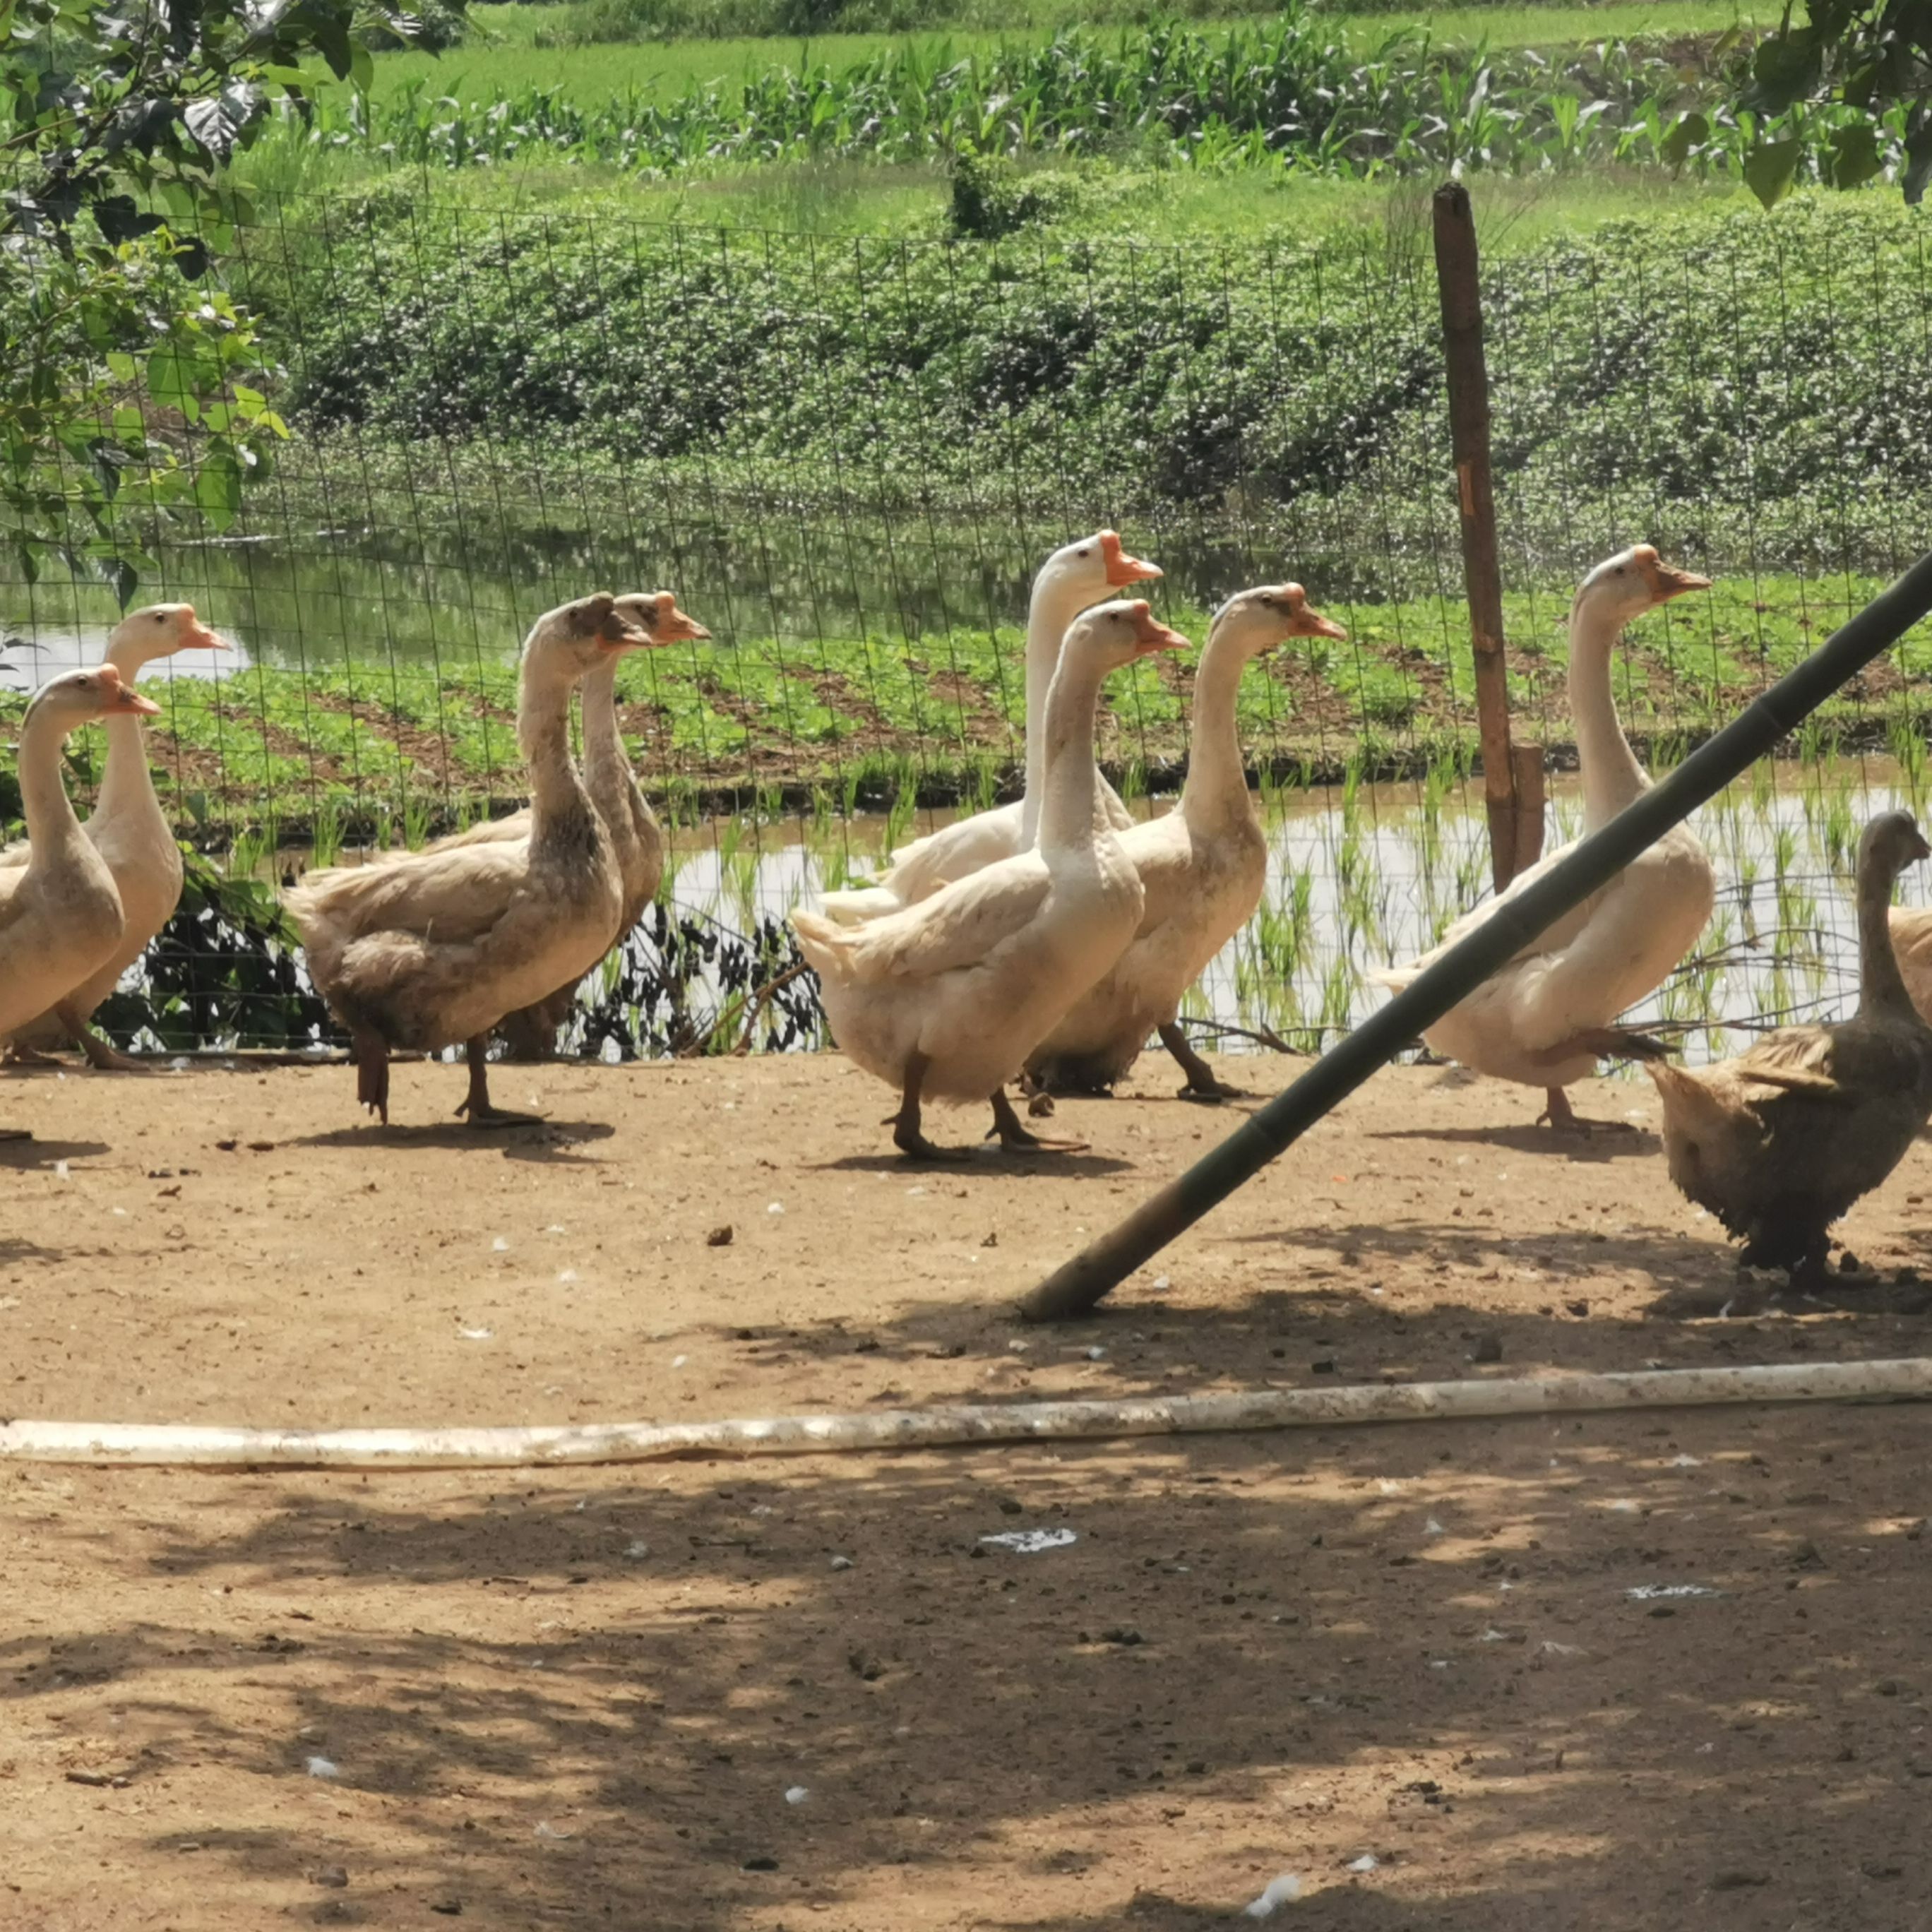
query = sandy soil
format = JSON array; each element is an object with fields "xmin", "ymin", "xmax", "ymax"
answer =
[{"xmin": 4, "ymin": 1050, "xmax": 1932, "ymax": 1931}]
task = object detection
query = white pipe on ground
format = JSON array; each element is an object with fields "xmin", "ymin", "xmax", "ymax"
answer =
[{"xmin": 4, "ymin": 1358, "xmax": 1931, "ymax": 1470}]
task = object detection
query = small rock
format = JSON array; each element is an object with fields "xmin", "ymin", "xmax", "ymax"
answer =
[
  {"xmin": 247, "ymin": 1139, "xmax": 275, "ymax": 1152},
  {"xmin": 1710, "ymin": 1870, "xmax": 1769, "ymax": 1890},
  {"xmin": 1099, "ymin": 1626, "xmax": 1144, "ymax": 1647},
  {"xmin": 706, "ymin": 1224, "xmax": 733, "ymax": 1247},
  {"xmin": 1470, "ymin": 1332, "xmax": 1503, "ymax": 1364},
  {"xmin": 1564, "ymin": 1297, "xmax": 1590, "ymax": 1317},
  {"xmin": 64, "ymin": 1770, "xmax": 123, "ymax": 1788},
  {"xmin": 1839, "ymin": 1250, "xmax": 1863, "ymax": 1275},
  {"xmin": 1875, "ymin": 1678, "xmax": 1902, "ymax": 1697},
  {"xmin": 1863, "ymin": 1861, "xmax": 1902, "ymax": 1880},
  {"xmin": 829, "ymin": 1554, "xmax": 854, "ymax": 1572},
  {"xmin": 215, "ymin": 1138, "xmax": 238, "ymax": 1151},
  {"xmin": 1027, "ymin": 1092, "xmax": 1056, "ymax": 1118},
  {"xmin": 1790, "ymin": 1539, "xmax": 1825, "ymax": 1569},
  {"xmin": 847, "ymin": 1647, "xmax": 882, "ymax": 1681},
  {"xmin": 997, "ymin": 1495, "xmax": 1025, "ymax": 1516},
  {"xmin": 431, "ymin": 1900, "xmax": 463, "ymax": 1916},
  {"xmin": 983, "ymin": 1231, "xmax": 999, "ymax": 1248},
  {"xmin": 1311, "ymin": 1358, "xmax": 1337, "ymax": 1375},
  {"xmin": 314, "ymin": 1867, "xmax": 349, "ymax": 1890},
  {"xmin": 742, "ymin": 1855, "xmax": 780, "ymax": 1873}
]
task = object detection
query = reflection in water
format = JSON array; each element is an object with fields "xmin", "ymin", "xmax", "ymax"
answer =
[{"xmin": 0, "ymin": 495, "xmax": 1286, "ymax": 679}]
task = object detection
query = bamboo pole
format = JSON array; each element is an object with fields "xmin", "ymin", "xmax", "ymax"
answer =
[
  {"xmin": 1018, "ymin": 549, "xmax": 1932, "ymax": 1322},
  {"xmin": 5, "ymin": 1359, "xmax": 1931, "ymax": 1469},
  {"xmin": 1434, "ymin": 180, "xmax": 1522, "ymax": 892}
]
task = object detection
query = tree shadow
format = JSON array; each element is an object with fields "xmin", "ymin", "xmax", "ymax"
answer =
[
  {"xmin": 284, "ymin": 1120, "xmax": 618, "ymax": 1164},
  {"xmin": 0, "ymin": 1135, "xmax": 111, "ymax": 1169},
  {"xmin": 1371, "ymin": 1123, "xmax": 1662, "ymax": 1163},
  {"xmin": 11, "ymin": 1401, "xmax": 1929, "ymax": 1929}
]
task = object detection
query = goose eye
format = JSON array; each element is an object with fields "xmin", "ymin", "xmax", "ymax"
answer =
[
  {"xmin": 152, "ymin": 612, "xmax": 165, "ymax": 624},
  {"xmin": 1077, "ymin": 547, "xmax": 1090, "ymax": 558}
]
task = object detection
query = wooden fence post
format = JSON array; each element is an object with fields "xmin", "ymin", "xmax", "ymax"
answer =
[{"xmin": 1432, "ymin": 181, "xmax": 1540, "ymax": 890}]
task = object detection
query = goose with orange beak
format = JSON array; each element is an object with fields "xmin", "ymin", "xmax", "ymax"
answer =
[
  {"xmin": 794, "ymin": 600, "xmax": 1188, "ymax": 1158},
  {"xmin": 1373, "ymin": 546, "xmax": 1716, "ymax": 1132},
  {"xmin": 814, "ymin": 529, "xmax": 1162, "ymax": 926},
  {"xmin": 0, "ymin": 667, "xmax": 162, "ymax": 1079},
  {"xmin": 424, "ymin": 589, "xmax": 711, "ymax": 1060},
  {"xmin": 1029, "ymin": 583, "xmax": 1349, "ymax": 1100},
  {"xmin": 4, "ymin": 603, "xmax": 228, "ymax": 1070},
  {"xmin": 285, "ymin": 594, "xmax": 652, "ymax": 1127}
]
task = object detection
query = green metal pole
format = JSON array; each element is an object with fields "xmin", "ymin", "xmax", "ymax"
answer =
[{"xmin": 1019, "ymin": 549, "xmax": 1932, "ymax": 1323}]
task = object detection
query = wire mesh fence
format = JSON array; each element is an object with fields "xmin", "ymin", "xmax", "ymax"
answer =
[{"xmin": 5, "ymin": 188, "xmax": 1931, "ymax": 1060}]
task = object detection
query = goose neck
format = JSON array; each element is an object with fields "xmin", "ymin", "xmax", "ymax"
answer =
[
  {"xmin": 1020, "ymin": 569, "xmax": 1095, "ymax": 845},
  {"xmin": 16, "ymin": 703, "xmax": 88, "ymax": 858},
  {"xmin": 1568, "ymin": 596, "xmax": 1649, "ymax": 825},
  {"xmin": 1857, "ymin": 851, "xmax": 1914, "ymax": 1018},
  {"xmin": 1034, "ymin": 649, "xmax": 1111, "ymax": 856},
  {"xmin": 1181, "ymin": 619, "xmax": 1256, "ymax": 832},
  {"xmin": 519, "ymin": 658, "xmax": 595, "ymax": 830}
]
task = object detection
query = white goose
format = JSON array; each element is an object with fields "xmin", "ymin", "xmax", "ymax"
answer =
[
  {"xmin": 2, "ymin": 603, "xmax": 223, "ymax": 1068},
  {"xmin": 814, "ymin": 530, "xmax": 1159, "ymax": 924},
  {"xmin": 0, "ymin": 667, "xmax": 161, "ymax": 1049},
  {"xmin": 792, "ymin": 599, "xmax": 1188, "ymax": 1159},
  {"xmin": 1372, "ymin": 546, "xmax": 1715, "ymax": 1130},
  {"xmin": 1027, "ymin": 583, "xmax": 1347, "ymax": 1099}
]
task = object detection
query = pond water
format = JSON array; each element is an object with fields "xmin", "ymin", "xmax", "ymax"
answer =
[
  {"xmin": 167, "ymin": 753, "xmax": 1904, "ymax": 1071},
  {"xmin": 645, "ymin": 758, "xmax": 1896, "ymax": 1071},
  {"xmin": 0, "ymin": 495, "xmax": 1329, "ymax": 686}
]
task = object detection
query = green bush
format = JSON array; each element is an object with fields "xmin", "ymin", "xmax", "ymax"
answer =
[{"xmin": 233, "ymin": 191, "xmax": 1932, "ymax": 576}]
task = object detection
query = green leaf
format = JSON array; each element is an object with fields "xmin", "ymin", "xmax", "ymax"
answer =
[
  {"xmin": 1744, "ymin": 138, "xmax": 1803, "ymax": 210},
  {"xmin": 193, "ymin": 450, "xmax": 242, "ymax": 531},
  {"xmin": 1660, "ymin": 111, "xmax": 1708, "ymax": 171},
  {"xmin": 1828, "ymin": 120, "xmax": 1883, "ymax": 190}
]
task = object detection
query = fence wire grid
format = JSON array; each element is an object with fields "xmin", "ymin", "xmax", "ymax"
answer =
[{"xmin": 4, "ymin": 189, "xmax": 1932, "ymax": 1062}]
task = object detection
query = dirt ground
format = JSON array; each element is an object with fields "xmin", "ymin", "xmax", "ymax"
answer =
[{"xmin": 5, "ymin": 1049, "xmax": 1932, "ymax": 1931}]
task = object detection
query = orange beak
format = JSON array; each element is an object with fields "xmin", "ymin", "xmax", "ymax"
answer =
[
  {"xmin": 179, "ymin": 605, "xmax": 227, "ymax": 652},
  {"xmin": 1126, "ymin": 601, "xmax": 1189, "ymax": 657},
  {"xmin": 95, "ymin": 666, "xmax": 161, "ymax": 716},
  {"xmin": 652, "ymin": 596, "xmax": 711, "ymax": 644},
  {"xmin": 1101, "ymin": 530, "xmax": 1162, "ymax": 589},
  {"xmin": 1649, "ymin": 560, "xmax": 1712, "ymax": 601},
  {"xmin": 1289, "ymin": 595, "xmax": 1348, "ymax": 643}
]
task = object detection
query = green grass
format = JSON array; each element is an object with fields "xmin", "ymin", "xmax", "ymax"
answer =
[
  {"xmin": 11, "ymin": 569, "xmax": 1925, "ymax": 842},
  {"xmin": 437, "ymin": 0, "xmax": 1764, "ymax": 80}
]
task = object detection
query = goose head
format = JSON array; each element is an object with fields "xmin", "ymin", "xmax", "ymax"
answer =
[
  {"xmin": 612, "ymin": 591, "xmax": 712, "ymax": 646},
  {"xmin": 1210, "ymin": 582, "xmax": 1347, "ymax": 658},
  {"xmin": 1042, "ymin": 530, "xmax": 1163, "ymax": 602},
  {"xmin": 1859, "ymin": 808, "xmax": 1932, "ymax": 890},
  {"xmin": 1061, "ymin": 598, "xmax": 1190, "ymax": 676},
  {"xmin": 527, "ymin": 593, "xmax": 655, "ymax": 682},
  {"xmin": 106, "ymin": 602, "xmax": 225, "ymax": 677},
  {"xmin": 25, "ymin": 663, "xmax": 162, "ymax": 730},
  {"xmin": 1575, "ymin": 545, "xmax": 1711, "ymax": 630}
]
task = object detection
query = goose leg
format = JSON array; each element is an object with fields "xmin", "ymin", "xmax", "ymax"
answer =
[
  {"xmin": 1534, "ymin": 1085, "xmax": 1635, "ymax": 1135},
  {"xmin": 1159, "ymin": 1022, "xmax": 1245, "ymax": 1102},
  {"xmin": 988, "ymin": 1087, "xmax": 1089, "ymax": 1155},
  {"xmin": 888, "ymin": 1051, "xmax": 969, "ymax": 1162},
  {"xmin": 60, "ymin": 1003, "xmax": 145, "ymax": 1073},
  {"xmin": 3, "ymin": 1043, "xmax": 64, "ymax": 1068},
  {"xmin": 353, "ymin": 1030, "xmax": 391, "ymax": 1125},
  {"xmin": 455, "ymin": 1036, "xmax": 544, "ymax": 1128}
]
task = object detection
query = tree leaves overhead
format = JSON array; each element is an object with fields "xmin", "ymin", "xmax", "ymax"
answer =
[
  {"xmin": 0, "ymin": 0, "xmax": 463, "ymax": 595},
  {"xmin": 1743, "ymin": 0, "xmax": 1932, "ymax": 203}
]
